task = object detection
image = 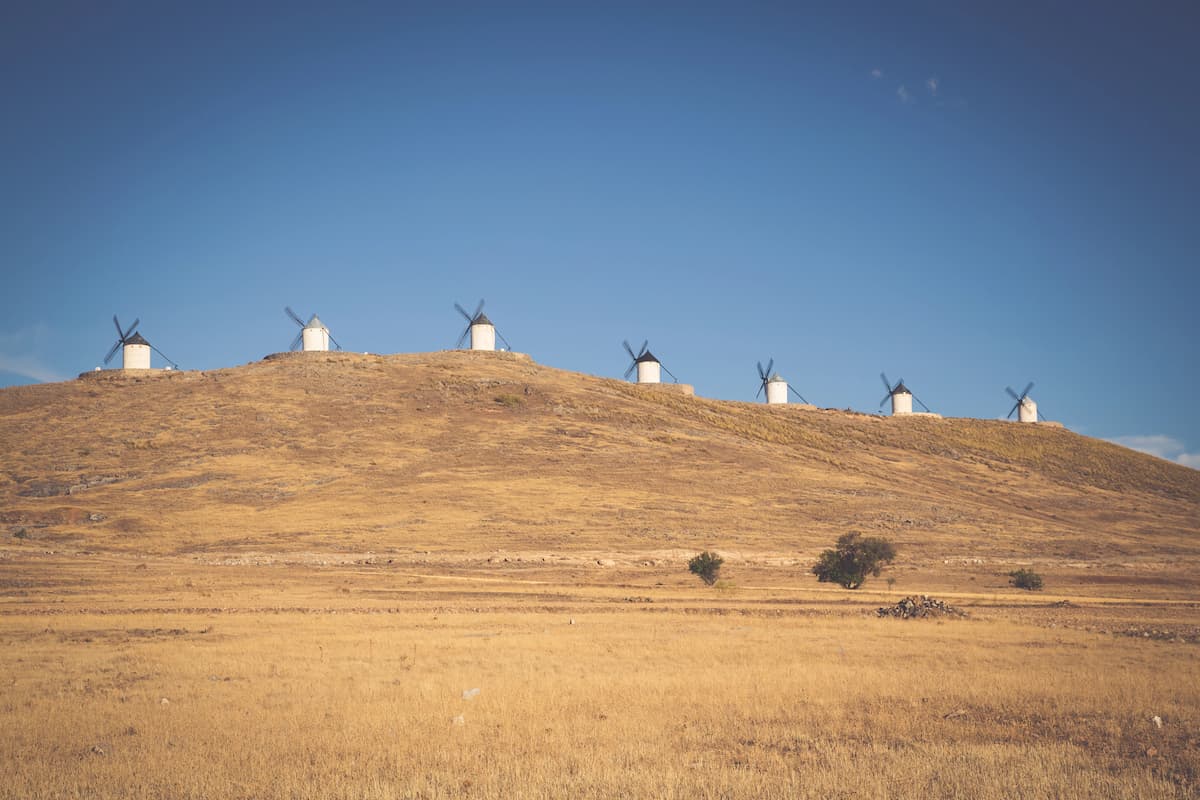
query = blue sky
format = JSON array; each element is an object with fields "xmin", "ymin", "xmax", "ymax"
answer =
[{"xmin": 2, "ymin": 2, "xmax": 1197, "ymax": 468}]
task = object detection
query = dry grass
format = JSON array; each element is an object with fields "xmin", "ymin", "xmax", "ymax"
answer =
[
  {"xmin": 2, "ymin": 351, "xmax": 1198, "ymax": 796},
  {"xmin": 1, "ymin": 561, "xmax": 1198, "ymax": 799},
  {"xmin": 1, "ymin": 351, "xmax": 1196, "ymax": 576}
]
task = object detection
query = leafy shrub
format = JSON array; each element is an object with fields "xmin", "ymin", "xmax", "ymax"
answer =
[
  {"xmin": 812, "ymin": 532, "xmax": 896, "ymax": 589},
  {"xmin": 688, "ymin": 551, "xmax": 724, "ymax": 586},
  {"xmin": 1008, "ymin": 568, "xmax": 1044, "ymax": 591}
]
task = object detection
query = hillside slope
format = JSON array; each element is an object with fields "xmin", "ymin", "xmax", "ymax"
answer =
[{"xmin": 1, "ymin": 351, "xmax": 1196, "ymax": 574}]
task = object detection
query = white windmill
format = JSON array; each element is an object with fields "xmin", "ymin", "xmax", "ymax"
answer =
[
  {"xmin": 455, "ymin": 299, "xmax": 510, "ymax": 351},
  {"xmin": 103, "ymin": 315, "xmax": 177, "ymax": 371},
  {"xmin": 1005, "ymin": 382, "xmax": 1042, "ymax": 423},
  {"xmin": 285, "ymin": 307, "xmax": 341, "ymax": 352},
  {"xmin": 879, "ymin": 373, "xmax": 930, "ymax": 416},
  {"xmin": 623, "ymin": 340, "xmax": 677, "ymax": 384},
  {"xmin": 756, "ymin": 358, "xmax": 809, "ymax": 405}
]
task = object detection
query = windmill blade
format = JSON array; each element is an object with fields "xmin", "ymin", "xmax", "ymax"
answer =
[
  {"xmin": 1007, "ymin": 401, "xmax": 1019, "ymax": 419},
  {"xmin": 764, "ymin": 358, "xmax": 774, "ymax": 379},
  {"xmin": 454, "ymin": 302, "xmax": 472, "ymax": 323},
  {"xmin": 285, "ymin": 306, "xmax": 306, "ymax": 328},
  {"xmin": 879, "ymin": 392, "xmax": 892, "ymax": 408},
  {"xmin": 623, "ymin": 362, "xmax": 636, "ymax": 380},
  {"xmin": 103, "ymin": 339, "xmax": 122, "ymax": 365},
  {"xmin": 757, "ymin": 361, "xmax": 765, "ymax": 381},
  {"xmin": 112, "ymin": 315, "xmax": 139, "ymax": 341},
  {"xmin": 880, "ymin": 372, "xmax": 893, "ymax": 393},
  {"xmin": 149, "ymin": 343, "xmax": 179, "ymax": 370},
  {"xmin": 788, "ymin": 386, "xmax": 809, "ymax": 404},
  {"xmin": 328, "ymin": 333, "xmax": 342, "ymax": 351},
  {"xmin": 1037, "ymin": 409, "xmax": 1046, "ymax": 422},
  {"xmin": 913, "ymin": 394, "xmax": 932, "ymax": 413},
  {"xmin": 1005, "ymin": 386, "xmax": 1020, "ymax": 401},
  {"xmin": 660, "ymin": 363, "xmax": 678, "ymax": 383},
  {"xmin": 289, "ymin": 330, "xmax": 302, "ymax": 350},
  {"xmin": 473, "ymin": 299, "xmax": 485, "ymax": 320},
  {"xmin": 756, "ymin": 383, "xmax": 764, "ymax": 399},
  {"xmin": 1020, "ymin": 381, "xmax": 1035, "ymax": 400},
  {"xmin": 455, "ymin": 325, "xmax": 471, "ymax": 349},
  {"xmin": 638, "ymin": 340, "xmax": 648, "ymax": 357},
  {"xmin": 623, "ymin": 340, "xmax": 637, "ymax": 360},
  {"xmin": 495, "ymin": 329, "xmax": 512, "ymax": 350}
]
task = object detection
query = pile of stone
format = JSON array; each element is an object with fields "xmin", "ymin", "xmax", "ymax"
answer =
[{"xmin": 877, "ymin": 595, "xmax": 966, "ymax": 619}]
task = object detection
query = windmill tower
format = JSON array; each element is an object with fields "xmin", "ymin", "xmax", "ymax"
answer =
[
  {"xmin": 757, "ymin": 358, "xmax": 809, "ymax": 405},
  {"xmin": 103, "ymin": 316, "xmax": 178, "ymax": 371},
  {"xmin": 285, "ymin": 307, "xmax": 341, "ymax": 352},
  {"xmin": 879, "ymin": 373, "xmax": 930, "ymax": 416},
  {"xmin": 122, "ymin": 332, "xmax": 151, "ymax": 369},
  {"xmin": 455, "ymin": 300, "xmax": 510, "ymax": 351},
  {"xmin": 1005, "ymin": 382, "xmax": 1041, "ymax": 423},
  {"xmin": 623, "ymin": 340, "xmax": 677, "ymax": 384}
]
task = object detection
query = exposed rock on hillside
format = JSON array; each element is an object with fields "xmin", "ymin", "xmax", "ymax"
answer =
[{"xmin": 877, "ymin": 595, "xmax": 967, "ymax": 619}]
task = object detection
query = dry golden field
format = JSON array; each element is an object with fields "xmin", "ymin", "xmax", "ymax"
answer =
[
  {"xmin": 1, "ymin": 351, "xmax": 1198, "ymax": 797},
  {"xmin": 1, "ymin": 560, "xmax": 1198, "ymax": 799}
]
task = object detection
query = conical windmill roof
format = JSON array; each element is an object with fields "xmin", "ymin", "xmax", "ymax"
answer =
[
  {"xmin": 305, "ymin": 314, "xmax": 327, "ymax": 330},
  {"xmin": 125, "ymin": 332, "xmax": 150, "ymax": 346},
  {"xmin": 636, "ymin": 350, "xmax": 660, "ymax": 363},
  {"xmin": 893, "ymin": 382, "xmax": 912, "ymax": 395},
  {"xmin": 768, "ymin": 372, "xmax": 786, "ymax": 383},
  {"xmin": 472, "ymin": 313, "xmax": 493, "ymax": 326}
]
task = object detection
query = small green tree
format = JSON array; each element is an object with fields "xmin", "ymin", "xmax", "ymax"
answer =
[
  {"xmin": 812, "ymin": 532, "xmax": 896, "ymax": 589},
  {"xmin": 1008, "ymin": 568, "xmax": 1043, "ymax": 591},
  {"xmin": 688, "ymin": 551, "xmax": 724, "ymax": 586}
]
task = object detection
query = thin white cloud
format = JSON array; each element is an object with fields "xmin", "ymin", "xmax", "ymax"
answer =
[
  {"xmin": 0, "ymin": 325, "xmax": 66, "ymax": 384},
  {"xmin": 926, "ymin": 77, "xmax": 939, "ymax": 95},
  {"xmin": 0, "ymin": 354, "xmax": 66, "ymax": 383},
  {"xmin": 1110, "ymin": 434, "xmax": 1183, "ymax": 459},
  {"xmin": 1109, "ymin": 434, "xmax": 1200, "ymax": 470},
  {"xmin": 871, "ymin": 68, "xmax": 883, "ymax": 79},
  {"xmin": 897, "ymin": 85, "xmax": 912, "ymax": 103}
]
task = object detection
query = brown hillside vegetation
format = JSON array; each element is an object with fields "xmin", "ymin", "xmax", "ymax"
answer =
[
  {"xmin": 2, "ymin": 351, "xmax": 1199, "ymax": 798},
  {"xmin": 1, "ymin": 349, "xmax": 1196, "ymax": 572}
]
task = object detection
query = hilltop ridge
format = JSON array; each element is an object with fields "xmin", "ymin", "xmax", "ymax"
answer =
[{"xmin": 1, "ymin": 350, "xmax": 1197, "ymax": 590}]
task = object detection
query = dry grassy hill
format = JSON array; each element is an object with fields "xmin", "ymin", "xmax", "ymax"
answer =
[
  {"xmin": 4, "ymin": 351, "xmax": 1200, "ymax": 800},
  {"xmin": 1, "ymin": 350, "xmax": 1197, "ymax": 588}
]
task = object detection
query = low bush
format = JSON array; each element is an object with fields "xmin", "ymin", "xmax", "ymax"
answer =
[
  {"xmin": 688, "ymin": 551, "xmax": 723, "ymax": 586},
  {"xmin": 1008, "ymin": 568, "xmax": 1044, "ymax": 591},
  {"xmin": 812, "ymin": 532, "xmax": 896, "ymax": 589}
]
